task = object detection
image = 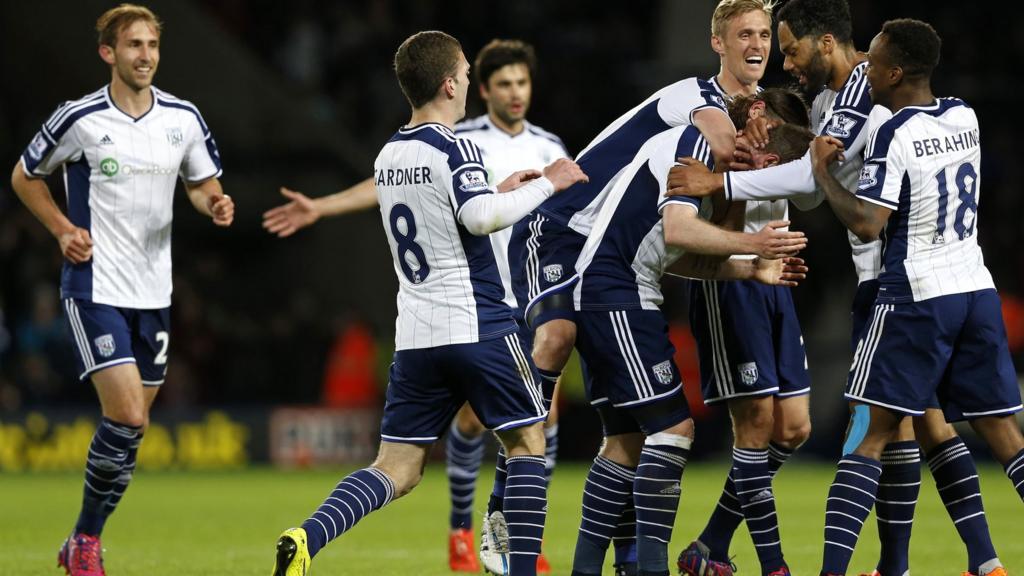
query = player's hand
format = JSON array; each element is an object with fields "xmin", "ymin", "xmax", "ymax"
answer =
[
  {"xmin": 666, "ymin": 158, "xmax": 721, "ymax": 197},
  {"xmin": 208, "ymin": 193, "xmax": 234, "ymax": 227},
  {"xmin": 262, "ymin": 187, "xmax": 320, "ymax": 237},
  {"xmin": 753, "ymin": 256, "xmax": 808, "ymax": 286},
  {"xmin": 543, "ymin": 158, "xmax": 589, "ymax": 193},
  {"xmin": 497, "ymin": 169, "xmax": 543, "ymax": 193},
  {"xmin": 743, "ymin": 116, "xmax": 781, "ymax": 149},
  {"xmin": 58, "ymin": 226, "xmax": 93, "ymax": 264},
  {"xmin": 730, "ymin": 137, "xmax": 756, "ymax": 171},
  {"xmin": 750, "ymin": 220, "xmax": 807, "ymax": 259},
  {"xmin": 810, "ymin": 136, "xmax": 845, "ymax": 172}
]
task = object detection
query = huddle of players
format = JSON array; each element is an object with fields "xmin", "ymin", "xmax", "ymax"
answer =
[
  {"xmin": 265, "ymin": 0, "xmax": 1024, "ymax": 575},
  {"xmin": 16, "ymin": 2, "xmax": 1021, "ymax": 576}
]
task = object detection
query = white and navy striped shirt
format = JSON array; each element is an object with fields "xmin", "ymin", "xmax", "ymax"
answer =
[
  {"xmin": 538, "ymin": 77, "xmax": 727, "ymax": 235},
  {"xmin": 454, "ymin": 115, "xmax": 568, "ymax": 310},
  {"xmin": 20, "ymin": 85, "xmax": 222, "ymax": 309},
  {"xmin": 574, "ymin": 125, "xmax": 710, "ymax": 310},
  {"xmin": 857, "ymin": 98, "xmax": 992, "ymax": 303},
  {"xmin": 374, "ymin": 123, "xmax": 518, "ymax": 350}
]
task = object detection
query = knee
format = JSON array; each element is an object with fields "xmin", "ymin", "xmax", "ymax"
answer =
[
  {"xmin": 106, "ymin": 409, "xmax": 146, "ymax": 429},
  {"xmin": 774, "ymin": 418, "xmax": 811, "ymax": 449},
  {"xmin": 372, "ymin": 462, "xmax": 423, "ymax": 498},
  {"xmin": 497, "ymin": 422, "xmax": 546, "ymax": 457},
  {"xmin": 454, "ymin": 409, "xmax": 486, "ymax": 438},
  {"xmin": 599, "ymin": 433, "xmax": 645, "ymax": 467},
  {"xmin": 532, "ymin": 322, "xmax": 576, "ymax": 367},
  {"xmin": 656, "ymin": 417, "xmax": 695, "ymax": 441}
]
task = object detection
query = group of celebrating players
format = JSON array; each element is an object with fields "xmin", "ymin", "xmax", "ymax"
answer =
[{"xmin": 12, "ymin": 1, "xmax": 1024, "ymax": 576}]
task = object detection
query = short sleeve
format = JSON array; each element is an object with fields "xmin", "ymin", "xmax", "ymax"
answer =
[
  {"xmin": 855, "ymin": 123, "xmax": 905, "ymax": 210},
  {"xmin": 21, "ymin": 103, "xmax": 87, "ymax": 177},
  {"xmin": 653, "ymin": 126, "xmax": 709, "ymax": 214},
  {"xmin": 179, "ymin": 106, "xmax": 222, "ymax": 182},
  {"xmin": 447, "ymin": 138, "xmax": 495, "ymax": 217},
  {"xmin": 657, "ymin": 77, "xmax": 729, "ymax": 128}
]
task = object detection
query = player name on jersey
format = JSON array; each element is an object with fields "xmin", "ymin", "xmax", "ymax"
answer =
[
  {"xmin": 375, "ymin": 166, "xmax": 433, "ymax": 186},
  {"xmin": 912, "ymin": 128, "xmax": 978, "ymax": 158}
]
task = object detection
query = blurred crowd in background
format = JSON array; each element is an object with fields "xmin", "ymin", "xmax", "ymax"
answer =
[{"xmin": 1, "ymin": 1, "xmax": 1021, "ymax": 454}]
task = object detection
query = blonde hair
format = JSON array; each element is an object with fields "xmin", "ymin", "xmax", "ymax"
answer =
[
  {"xmin": 711, "ymin": 0, "xmax": 777, "ymax": 37},
  {"xmin": 96, "ymin": 4, "xmax": 162, "ymax": 48}
]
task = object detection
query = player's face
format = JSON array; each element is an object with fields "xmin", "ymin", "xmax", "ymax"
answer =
[
  {"xmin": 453, "ymin": 52, "xmax": 471, "ymax": 121},
  {"xmin": 481, "ymin": 63, "xmax": 532, "ymax": 128},
  {"xmin": 110, "ymin": 20, "xmax": 160, "ymax": 91},
  {"xmin": 777, "ymin": 21, "xmax": 828, "ymax": 97},
  {"xmin": 866, "ymin": 33, "xmax": 894, "ymax": 109},
  {"xmin": 716, "ymin": 9, "xmax": 772, "ymax": 86}
]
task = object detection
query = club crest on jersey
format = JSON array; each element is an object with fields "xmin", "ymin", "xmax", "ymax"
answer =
[
  {"xmin": 100, "ymin": 157, "xmax": 119, "ymax": 177},
  {"xmin": 738, "ymin": 362, "xmax": 759, "ymax": 386},
  {"xmin": 94, "ymin": 334, "xmax": 116, "ymax": 358},
  {"xmin": 652, "ymin": 360, "xmax": 674, "ymax": 385},
  {"xmin": 826, "ymin": 113, "xmax": 857, "ymax": 139},
  {"xmin": 458, "ymin": 170, "xmax": 488, "ymax": 193},
  {"xmin": 165, "ymin": 127, "xmax": 184, "ymax": 148},
  {"xmin": 543, "ymin": 264, "xmax": 563, "ymax": 283},
  {"xmin": 858, "ymin": 164, "xmax": 879, "ymax": 190}
]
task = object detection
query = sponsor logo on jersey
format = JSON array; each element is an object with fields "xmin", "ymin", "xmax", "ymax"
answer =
[
  {"xmin": 100, "ymin": 157, "xmax": 119, "ymax": 177},
  {"xmin": 543, "ymin": 264, "xmax": 563, "ymax": 283},
  {"xmin": 738, "ymin": 362, "xmax": 759, "ymax": 386},
  {"xmin": 458, "ymin": 170, "xmax": 488, "ymax": 193},
  {"xmin": 94, "ymin": 334, "xmax": 116, "ymax": 358},
  {"xmin": 28, "ymin": 132, "xmax": 48, "ymax": 160},
  {"xmin": 165, "ymin": 127, "xmax": 183, "ymax": 147},
  {"xmin": 857, "ymin": 164, "xmax": 879, "ymax": 190},
  {"xmin": 652, "ymin": 360, "xmax": 674, "ymax": 385},
  {"xmin": 99, "ymin": 134, "xmax": 114, "ymax": 146},
  {"xmin": 826, "ymin": 113, "xmax": 857, "ymax": 139}
]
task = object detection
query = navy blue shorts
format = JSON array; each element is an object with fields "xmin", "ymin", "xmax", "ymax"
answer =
[
  {"xmin": 689, "ymin": 279, "xmax": 810, "ymax": 405},
  {"xmin": 62, "ymin": 298, "xmax": 170, "ymax": 385},
  {"xmin": 575, "ymin": 309, "xmax": 691, "ymax": 434},
  {"xmin": 850, "ymin": 279, "xmax": 881, "ymax": 353},
  {"xmin": 380, "ymin": 333, "xmax": 548, "ymax": 444},
  {"xmin": 846, "ymin": 289, "xmax": 1022, "ymax": 421},
  {"xmin": 517, "ymin": 212, "xmax": 587, "ymax": 330}
]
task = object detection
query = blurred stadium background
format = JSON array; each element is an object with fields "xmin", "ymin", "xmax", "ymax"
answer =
[{"xmin": 0, "ymin": 1, "xmax": 1022, "ymax": 574}]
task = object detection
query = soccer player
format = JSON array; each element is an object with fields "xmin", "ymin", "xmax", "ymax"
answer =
[
  {"xmin": 666, "ymin": 3, "xmax": 1012, "ymax": 575},
  {"xmin": 262, "ymin": 38, "xmax": 568, "ymax": 574},
  {"xmin": 10, "ymin": 5, "xmax": 231, "ymax": 575},
  {"xmin": 270, "ymin": 31, "xmax": 587, "ymax": 576},
  {"xmin": 568, "ymin": 94, "xmax": 813, "ymax": 576},
  {"xmin": 809, "ymin": 19, "xmax": 1024, "ymax": 576}
]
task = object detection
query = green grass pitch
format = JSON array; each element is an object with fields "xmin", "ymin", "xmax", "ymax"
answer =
[{"xmin": 1, "ymin": 462, "xmax": 1021, "ymax": 575}]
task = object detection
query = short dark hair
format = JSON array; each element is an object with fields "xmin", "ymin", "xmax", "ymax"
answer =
[
  {"xmin": 474, "ymin": 39, "xmax": 536, "ymax": 87},
  {"xmin": 880, "ymin": 18, "xmax": 941, "ymax": 78},
  {"xmin": 765, "ymin": 123, "xmax": 815, "ymax": 164},
  {"xmin": 728, "ymin": 87, "xmax": 810, "ymax": 130},
  {"xmin": 394, "ymin": 31, "xmax": 463, "ymax": 109},
  {"xmin": 777, "ymin": 0, "xmax": 852, "ymax": 44}
]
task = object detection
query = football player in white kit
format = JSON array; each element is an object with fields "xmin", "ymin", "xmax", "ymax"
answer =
[
  {"xmin": 10, "ymin": 5, "xmax": 232, "ymax": 575},
  {"xmin": 809, "ymin": 19, "xmax": 1024, "ymax": 576},
  {"xmin": 262, "ymin": 38, "xmax": 570, "ymax": 574},
  {"xmin": 270, "ymin": 31, "xmax": 587, "ymax": 576}
]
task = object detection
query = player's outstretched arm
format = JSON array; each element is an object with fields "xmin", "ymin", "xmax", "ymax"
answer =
[
  {"xmin": 262, "ymin": 176, "xmax": 378, "ymax": 238},
  {"xmin": 809, "ymin": 136, "xmax": 891, "ymax": 242},
  {"xmin": 458, "ymin": 159, "xmax": 587, "ymax": 236},
  {"xmin": 662, "ymin": 204, "xmax": 806, "ymax": 259},
  {"xmin": 11, "ymin": 161, "xmax": 93, "ymax": 263},
  {"xmin": 185, "ymin": 177, "xmax": 233, "ymax": 227}
]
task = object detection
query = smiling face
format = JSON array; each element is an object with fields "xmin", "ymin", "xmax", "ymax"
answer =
[
  {"xmin": 101, "ymin": 19, "xmax": 160, "ymax": 92},
  {"xmin": 866, "ymin": 33, "xmax": 896, "ymax": 109},
  {"xmin": 714, "ymin": 8, "xmax": 773, "ymax": 87},
  {"xmin": 777, "ymin": 20, "xmax": 829, "ymax": 98}
]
